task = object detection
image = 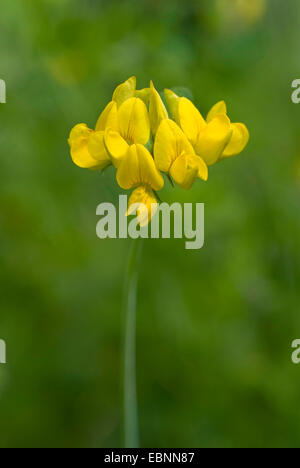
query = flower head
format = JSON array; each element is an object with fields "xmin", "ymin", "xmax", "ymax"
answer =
[
  {"xmin": 165, "ymin": 89, "xmax": 249, "ymax": 166},
  {"xmin": 68, "ymin": 77, "xmax": 249, "ymax": 226}
]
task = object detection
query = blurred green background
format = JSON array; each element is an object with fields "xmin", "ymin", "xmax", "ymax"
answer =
[{"xmin": 0, "ymin": 0, "xmax": 300, "ymax": 448}]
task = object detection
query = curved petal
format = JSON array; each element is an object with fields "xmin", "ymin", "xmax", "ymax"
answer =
[
  {"xmin": 206, "ymin": 100, "xmax": 227, "ymax": 123},
  {"xmin": 127, "ymin": 185, "xmax": 158, "ymax": 227},
  {"xmin": 178, "ymin": 97, "xmax": 206, "ymax": 146},
  {"xmin": 135, "ymin": 87, "xmax": 150, "ymax": 104},
  {"xmin": 164, "ymin": 89, "xmax": 180, "ymax": 123},
  {"xmin": 154, "ymin": 119, "xmax": 195, "ymax": 173},
  {"xmin": 170, "ymin": 153, "xmax": 199, "ymax": 190},
  {"xmin": 192, "ymin": 154, "xmax": 209, "ymax": 181},
  {"xmin": 117, "ymin": 144, "xmax": 164, "ymax": 190},
  {"xmin": 195, "ymin": 115, "xmax": 233, "ymax": 166},
  {"xmin": 104, "ymin": 128, "xmax": 129, "ymax": 167},
  {"xmin": 88, "ymin": 131, "xmax": 111, "ymax": 169},
  {"xmin": 221, "ymin": 123, "xmax": 250, "ymax": 159},
  {"xmin": 149, "ymin": 81, "xmax": 169, "ymax": 135},
  {"xmin": 118, "ymin": 97, "xmax": 150, "ymax": 145},
  {"xmin": 95, "ymin": 101, "xmax": 118, "ymax": 132},
  {"xmin": 68, "ymin": 124, "xmax": 102, "ymax": 169},
  {"xmin": 68, "ymin": 123, "xmax": 93, "ymax": 146},
  {"xmin": 112, "ymin": 76, "xmax": 136, "ymax": 107}
]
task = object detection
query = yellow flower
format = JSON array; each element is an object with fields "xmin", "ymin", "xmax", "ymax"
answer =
[
  {"xmin": 164, "ymin": 89, "xmax": 179, "ymax": 123},
  {"xmin": 154, "ymin": 119, "xmax": 208, "ymax": 190},
  {"xmin": 206, "ymin": 100, "xmax": 250, "ymax": 160},
  {"xmin": 135, "ymin": 87, "xmax": 151, "ymax": 105},
  {"xmin": 104, "ymin": 97, "xmax": 150, "ymax": 167},
  {"xmin": 117, "ymin": 144, "xmax": 164, "ymax": 226},
  {"xmin": 127, "ymin": 185, "xmax": 158, "ymax": 228},
  {"xmin": 69, "ymin": 77, "xmax": 153, "ymax": 170},
  {"xmin": 164, "ymin": 90, "xmax": 234, "ymax": 166},
  {"xmin": 95, "ymin": 100, "xmax": 118, "ymax": 131},
  {"xmin": 112, "ymin": 76, "xmax": 137, "ymax": 107},
  {"xmin": 112, "ymin": 75, "xmax": 150, "ymax": 107},
  {"xmin": 68, "ymin": 100, "xmax": 117, "ymax": 169},
  {"xmin": 149, "ymin": 81, "xmax": 169, "ymax": 135},
  {"xmin": 68, "ymin": 77, "xmax": 250, "ymax": 227}
]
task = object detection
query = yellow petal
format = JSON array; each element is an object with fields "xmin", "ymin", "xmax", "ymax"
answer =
[
  {"xmin": 192, "ymin": 154, "xmax": 209, "ymax": 181},
  {"xmin": 68, "ymin": 124, "xmax": 102, "ymax": 169},
  {"xmin": 117, "ymin": 144, "xmax": 164, "ymax": 190},
  {"xmin": 68, "ymin": 123, "xmax": 92, "ymax": 146},
  {"xmin": 118, "ymin": 97, "xmax": 150, "ymax": 145},
  {"xmin": 194, "ymin": 115, "xmax": 233, "ymax": 166},
  {"xmin": 127, "ymin": 185, "xmax": 158, "ymax": 227},
  {"xmin": 104, "ymin": 128, "xmax": 129, "ymax": 167},
  {"xmin": 88, "ymin": 131, "xmax": 111, "ymax": 169},
  {"xmin": 154, "ymin": 119, "xmax": 195, "ymax": 173},
  {"xmin": 135, "ymin": 87, "xmax": 150, "ymax": 104},
  {"xmin": 149, "ymin": 81, "xmax": 169, "ymax": 135},
  {"xmin": 95, "ymin": 101, "xmax": 118, "ymax": 132},
  {"xmin": 170, "ymin": 153, "xmax": 199, "ymax": 190},
  {"xmin": 221, "ymin": 123, "xmax": 250, "ymax": 159},
  {"xmin": 164, "ymin": 89, "xmax": 180, "ymax": 123},
  {"xmin": 178, "ymin": 97, "xmax": 207, "ymax": 146},
  {"xmin": 112, "ymin": 76, "xmax": 136, "ymax": 107},
  {"xmin": 206, "ymin": 100, "xmax": 227, "ymax": 123}
]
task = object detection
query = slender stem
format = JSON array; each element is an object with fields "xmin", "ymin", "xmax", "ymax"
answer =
[{"xmin": 123, "ymin": 238, "xmax": 143, "ymax": 448}]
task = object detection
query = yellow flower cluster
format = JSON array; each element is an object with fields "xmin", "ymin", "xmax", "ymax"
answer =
[{"xmin": 68, "ymin": 76, "xmax": 249, "ymax": 226}]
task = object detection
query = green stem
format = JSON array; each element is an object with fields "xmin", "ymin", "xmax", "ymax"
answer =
[{"xmin": 123, "ymin": 238, "xmax": 143, "ymax": 448}]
